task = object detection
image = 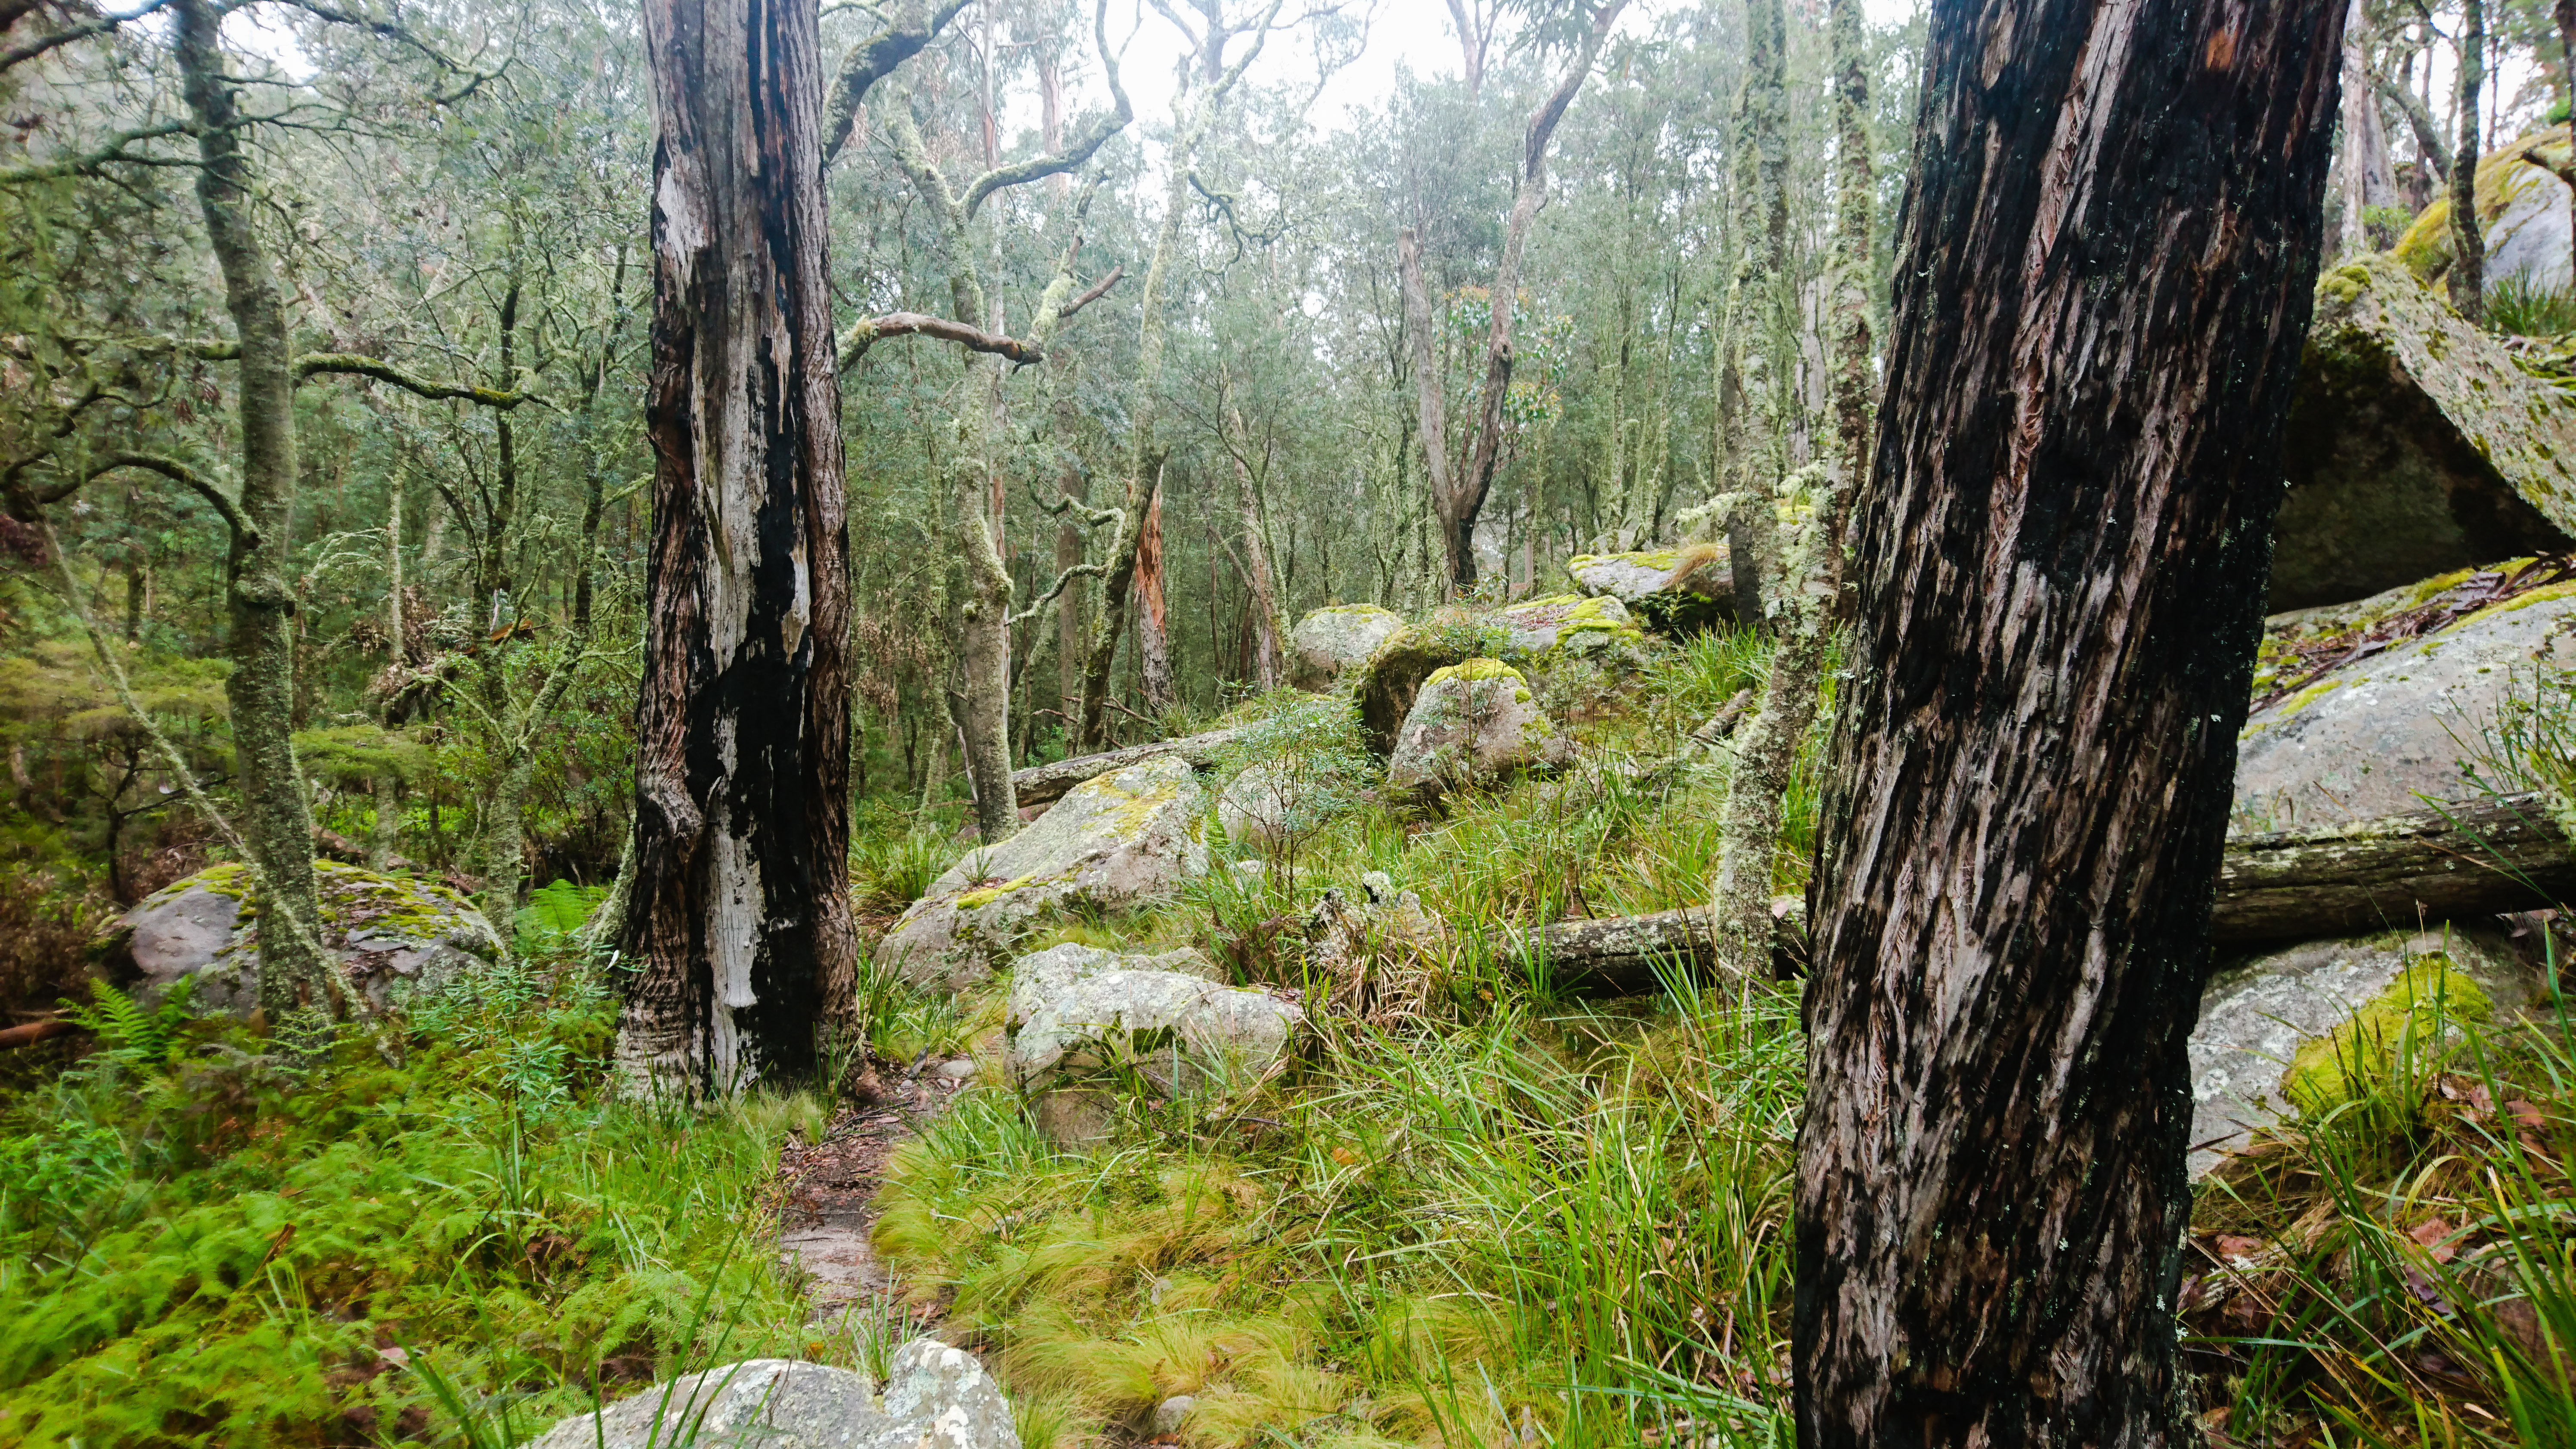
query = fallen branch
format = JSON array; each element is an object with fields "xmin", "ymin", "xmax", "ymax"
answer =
[
  {"xmin": 1008, "ymin": 726, "xmax": 1245, "ymax": 808},
  {"xmin": 2210, "ymin": 792, "xmax": 2576, "ymax": 945},
  {"xmin": 0, "ymin": 1019, "xmax": 78, "ymax": 1050}
]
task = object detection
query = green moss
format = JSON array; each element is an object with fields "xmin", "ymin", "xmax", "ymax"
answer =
[
  {"xmin": 2283, "ymin": 957, "xmax": 2492, "ymax": 1116},
  {"xmin": 1567, "ymin": 550, "xmax": 1683, "ymax": 574},
  {"xmin": 1424, "ymin": 659, "xmax": 1526, "ymax": 687}
]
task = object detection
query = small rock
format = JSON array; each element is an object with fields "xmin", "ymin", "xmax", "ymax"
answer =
[
  {"xmin": 1230, "ymin": 858, "xmax": 1267, "ymax": 879},
  {"xmin": 1152, "ymin": 1395, "xmax": 1196, "ymax": 1436},
  {"xmin": 1288, "ymin": 604, "xmax": 1406, "ymax": 691},
  {"xmin": 523, "ymin": 1338, "xmax": 1021, "ymax": 1449},
  {"xmin": 935, "ymin": 1058, "xmax": 978, "ymax": 1081},
  {"xmin": 1009, "ymin": 958, "xmax": 1304, "ymax": 1147},
  {"xmin": 1385, "ymin": 660, "xmax": 1561, "ymax": 802}
]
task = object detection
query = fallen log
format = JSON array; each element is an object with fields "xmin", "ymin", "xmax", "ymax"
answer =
[
  {"xmin": 1010, "ymin": 727, "xmax": 1244, "ymax": 809},
  {"xmin": 1540, "ymin": 794, "xmax": 2576, "ymax": 998},
  {"xmin": 2210, "ymin": 792, "xmax": 2576, "ymax": 945},
  {"xmin": 0, "ymin": 1019, "xmax": 79, "ymax": 1050}
]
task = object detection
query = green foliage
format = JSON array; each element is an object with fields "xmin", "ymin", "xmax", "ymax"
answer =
[
  {"xmin": 63, "ymin": 978, "xmax": 198, "ymax": 1070},
  {"xmin": 0, "ymin": 955, "xmax": 818, "ymax": 1447},
  {"xmin": 291, "ymin": 722, "xmax": 433, "ymax": 788},
  {"xmin": 852, "ymin": 824, "xmax": 966, "ymax": 921},
  {"xmin": 2484, "ymin": 274, "xmax": 2576, "ymax": 338},
  {"xmin": 515, "ymin": 877, "xmax": 610, "ymax": 949}
]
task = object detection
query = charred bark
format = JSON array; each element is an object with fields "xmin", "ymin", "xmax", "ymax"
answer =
[
  {"xmin": 1795, "ymin": 3, "xmax": 2348, "ymax": 1444},
  {"xmin": 621, "ymin": 0, "xmax": 854, "ymax": 1093}
]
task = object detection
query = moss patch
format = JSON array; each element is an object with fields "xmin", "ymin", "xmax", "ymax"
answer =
[
  {"xmin": 2283, "ymin": 957, "xmax": 2493, "ymax": 1116},
  {"xmin": 1424, "ymin": 659, "xmax": 1526, "ymax": 687}
]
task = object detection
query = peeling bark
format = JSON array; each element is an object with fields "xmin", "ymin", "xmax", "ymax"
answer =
[
  {"xmin": 1795, "ymin": 3, "xmax": 2348, "ymax": 1443},
  {"xmin": 622, "ymin": 0, "xmax": 854, "ymax": 1093}
]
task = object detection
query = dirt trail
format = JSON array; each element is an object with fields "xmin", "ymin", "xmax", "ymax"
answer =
[{"xmin": 774, "ymin": 1062, "xmax": 971, "ymax": 1325}]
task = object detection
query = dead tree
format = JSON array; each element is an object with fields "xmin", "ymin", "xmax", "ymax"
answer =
[
  {"xmin": 1795, "ymin": 2, "xmax": 2348, "ymax": 1442},
  {"xmin": 621, "ymin": 0, "xmax": 854, "ymax": 1092}
]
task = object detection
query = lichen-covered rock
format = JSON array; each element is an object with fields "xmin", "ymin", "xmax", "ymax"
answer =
[
  {"xmin": 1287, "ymin": 604, "xmax": 1405, "ymax": 691},
  {"xmin": 2188, "ymin": 925, "xmax": 2545, "ymax": 1176},
  {"xmin": 1498, "ymin": 593, "xmax": 1644, "ymax": 663},
  {"xmin": 1007, "ymin": 953, "xmax": 1303, "ymax": 1146},
  {"xmin": 1566, "ymin": 547, "xmax": 1733, "ymax": 635},
  {"xmin": 95, "ymin": 860, "xmax": 502, "ymax": 1014},
  {"xmin": 2234, "ymin": 577, "xmax": 2576, "ymax": 830},
  {"xmin": 877, "ymin": 757, "xmax": 1209, "ymax": 991},
  {"xmin": 2270, "ymin": 254, "xmax": 2576, "ymax": 611},
  {"xmin": 525, "ymin": 1339, "xmax": 1019, "ymax": 1449},
  {"xmin": 1007, "ymin": 942, "xmax": 1225, "ymax": 1021},
  {"xmin": 1385, "ymin": 660, "xmax": 1559, "ymax": 802}
]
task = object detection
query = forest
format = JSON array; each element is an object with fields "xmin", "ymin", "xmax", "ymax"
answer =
[{"xmin": 5, "ymin": 0, "xmax": 2576, "ymax": 1444}]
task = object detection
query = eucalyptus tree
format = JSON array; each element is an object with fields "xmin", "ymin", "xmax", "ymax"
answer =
[
  {"xmin": 1796, "ymin": 1, "xmax": 2347, "ymax": 1437},
  {"xmin": 1398, "ymin": 0, "xmax": 1626, "ymax": 595}
]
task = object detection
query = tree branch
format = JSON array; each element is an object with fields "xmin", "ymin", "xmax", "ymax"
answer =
[
  {"xmin": 960, "ymin": 81, "xmax": 1132, "ymax": 219},
  {"xmin": 1008, "ymin": 562, "xmax": 1106, "ymax": 628},
  {"xmin": 0, "ymin": 0, "xmax": 176, "ymax": 74},
  {"xmin": 0, "ymin": 121, "xmax": 196, "ymax": 185},
  {"xmin": 2374, "ymin": 66, "xmax": 2451, "ymax": 179},
  {"xmin": 1027, "ymin": 472, "xmax": 1121, "ymax": 529},
  {"xmin": 293, "ymin": 352, "xmax": 539, "ymax": 407},
  {"xmin": 837, "ymin": 311, "xmax": 1042, "ymax": 369},
  {"xmin": 1059, "ymin": 263, "xmax": 1124, "ymax": 322},
  {"xmin": 821, "ymin": 0, "xmax": 971, "ymax": 166},
  {"xmin": 83, "ymin": 452, "xmax": 256, "ymax": 542}
]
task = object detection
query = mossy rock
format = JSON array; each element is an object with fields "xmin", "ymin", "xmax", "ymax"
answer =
[
  {"xmin": 1497, "ymin": 593, "xmax": 1646, "ymax": 664},
  {"xmin": 95, "ymin": 860, "xmax": 502, "ymax": 1015},
  {"xmin": 1565, "ymin": 548, "xmax": 1734, "ymax": 635},
  {"xmin": 1386, "ymin": 659, "xmax": 1561, "ymax": 802},
  {"xmin": 1349, "ymin": 625, "xmax": 1475, "ymax": 755},
  {"xmin": 2272, "ymin": 251, "xmax": 2576, "ymax": 611}
]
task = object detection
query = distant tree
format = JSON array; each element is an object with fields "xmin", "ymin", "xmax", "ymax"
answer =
[{"xmin": 1796, "ymin": 1, "xmax": 2348, "ymax": 1441}]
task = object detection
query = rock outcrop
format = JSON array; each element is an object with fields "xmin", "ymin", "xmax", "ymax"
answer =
[
  {"xmin": 526, "ymin": 1339, "xmax": 1019, "ymax": 1449},
  {"xmin": 2189, "ymin": 925, "xmax": 2547, "ymax": 1176},
  {"xmin": 1385, "ymin": 660, "xmax": 1560, "ymax": 802},
  {"xmin": 1349, "ymin": 623, "xmax": 1480, "ymax": 755},
  {"xmin": 2270, "ymin": 254, "xmax": 2576, "ymax": 610},
  {"xmin": 877, "ymin": 757, "xmax": 1209, "ymax": 991},
  {"xmin": 2235, "ymin": 568, "xmax": 2576, "ymax": 830},
  {"xmin": 2393, "ymin": 124, "xmax": 2574, "ymax": 297},
  {"xmin": 1565, "ymin": 547, "xmax": 1732, "ymax": 634},
  {"xmin": 1007, "ymin": 943, "xmax": 1302, "ymax": 1146},
  {"xmin": 96, "ymin": 861, "xmax": 501, "ymax": 1014},
  {"xmin": 1286, "ymin": 604, "xmax": 1405, "ymax": 690}
]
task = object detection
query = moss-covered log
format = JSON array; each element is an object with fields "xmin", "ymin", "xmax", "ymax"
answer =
[
  {"xmin": 1010, "ymin": 727, "xmax": 1243, "ymax": 810},
  {"xmin": 2212, "ymin": 791, "xmax": 2576, "ymax": 944},
  {"xmin": 1538, "ymin": 903, "xmax": 1807, "ymax": 996}
]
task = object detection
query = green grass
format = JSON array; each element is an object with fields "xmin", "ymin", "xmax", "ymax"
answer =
[{"xmin": 0, "ymin": 947, "xmax": 823, "ymax": 1447}]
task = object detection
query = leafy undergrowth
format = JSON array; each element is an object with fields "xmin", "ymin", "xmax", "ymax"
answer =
[
  {"xmin": 2185, "ymin": 990, "xmax": 2576, "ymax": 1446},
  {"xmin": 0, "ymin": 947, "xmax": 822, "ymax": 1448}
]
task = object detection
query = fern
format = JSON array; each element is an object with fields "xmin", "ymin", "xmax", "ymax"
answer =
[{"xmin": 63, "ymin": 977, "xmax": 195, "ymax": 1066}]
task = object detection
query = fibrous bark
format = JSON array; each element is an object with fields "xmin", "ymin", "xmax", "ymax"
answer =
[
  {"xmin": 622, "ymin": 0, "xmax": 853, "ymax": 1093},
  {"xmin": 1795, "ymin": 3, "xmax": 2347, "ymax": 1443}
]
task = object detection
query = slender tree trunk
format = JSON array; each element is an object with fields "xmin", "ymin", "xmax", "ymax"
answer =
[
  {"xmin": 2558, "ymin": 0, "xmax": 2576, "ymax": 273},
  {"xmin": 1056, "ymin": 452, "xmax": 1087, "ymax": 724},
  {"xmin": 2338, "ymin": 0, "xmax": 2394, "ymax": 256},
  {"xmin": 2452, "ymin": 0, "xmax": 2487, "ymax": 320},
  {"xmin": 173, "ymin": 0, "xmax": 333, "ymax": 1022},
  {"xmin": 955, "ymin": 357, "xmax": 1019, "ymax": 841},
  {"xmin": 1794, "ymin": 3, "xmax": 2347, "ymax": 1442},
  {"xmin": 369, "ymin": 772, "xmax": 400, "ymax": 871},
  {"xmin": 622, "ymin": 0, "xmax": 854, "ymax": 1093},
  {"xmin": 1228, "ymin": 421, "xmax": 1283, "ymax": 691},
  {"xmin": 1709, "ymin": 0, "xmax": 1870, "ymax": 986}
]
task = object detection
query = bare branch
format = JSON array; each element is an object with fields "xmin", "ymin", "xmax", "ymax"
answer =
[
  {"xmin": 838, "ymin": 311, "xmax": 1042, "ymax": 369},
  {"xmin": 1060, "ymin": 264, "xmax": 1124, "ymax": 322},
  {"xmin": 0, "ymin": 0, "xmax": 176, "ymax": 74},
  {"xmin": 822, "ymin": 0, "xmax": 971, "ymax": 166},
  {"xmin": 1027, "ymin": 473, "xmax": 1121, "ymax": 529},
  {"xmin": 960, "ymin": 91, "xmax": 1131, "ymax": 219}
]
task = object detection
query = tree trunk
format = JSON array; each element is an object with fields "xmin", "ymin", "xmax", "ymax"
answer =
[
  {"xmin": 369, "ymin": 772, "xmax": 401, "ymax": 871},
  {"xmin": 1794, "ymin": 3, "xmax": 2347, "ymax": 1443},
  {"xmin": 2558, "ymin": 0, "xmax": 2575, "ymax": 276},
  {"xmin": 2338, "ymin": 0, "xmax": 2396, "ymax": 255},
  {"xmin": 173, "ymin": 0, "xmax": 333, "ymax": 1022},
  {"xmin": 1228, "ymin": 411, "xmax": 1284, "ymax": 691},
  {"xmin": 1708, "ymin": 0, "xmax": 1870, "ymax": 987},
  {"xmin": 1135, "ymin": 483, "xmax": 1176, "ymax": 713},
  {"xmin": 621, "ymin": 0, "xmax": 854, "ymax": 1093},
  {"xmin": 956, "ymin": 356, "xmax": 1020, "ymax": 842},
  {"xmin": 2451, "ymin": 0, "xmax": 2487, "ymax": 321}
]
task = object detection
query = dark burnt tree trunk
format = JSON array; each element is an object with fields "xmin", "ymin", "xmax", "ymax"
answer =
[
  {"xmin": 2450, "ymin": 0, "xmax": 2486, "ymax": 320},
  {"xmin": 1795, "ymin": 3, "xmax": 2347, "ymax": 1444},
  {"xmin": 622, "ymin": 0, "xmax": 854, "ymax": 1093}
]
